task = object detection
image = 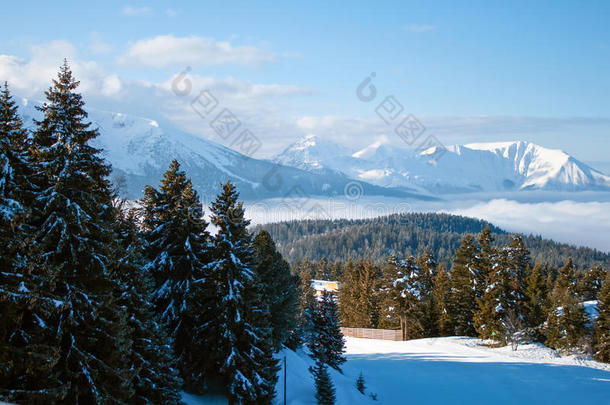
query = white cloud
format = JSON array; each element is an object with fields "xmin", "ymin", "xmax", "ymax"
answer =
[
  {"xmin": 443, "ymin": 199, "xmax": 610, "ymax": 253},
  {"xmin": 89, "ymin": 32, "xmax": 114, "ymax": 54},
  {"xmin": 0, "ymin": 42, "xmax": 123, "ymax": 99},
  {"xmin": 116, "ymin": 35, "xmax": 276, "ymax": 68},
  {"xmin": 121, "ymin": 5, "xmax": 153, "ymax": 16}
]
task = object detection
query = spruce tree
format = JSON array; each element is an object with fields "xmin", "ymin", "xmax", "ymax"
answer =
[
  {"xmin": 594, "ymin": 272, "xmax": 610, "ymax": 362},
  {"xmin": 140, "ymin": 158, "xmax": 211, "ymax": 386},
  {"xmin": 417, "ymin": 251, "xmax": 438, "ymax": 337},
  {"xmin": 448, "ymin": 235, "xmax": 478, "ymax": 336},
  {"xmin": 579, "ymin": 265, "xmax": 606, "ymax": 301},
  {"xmin": 310, "ymin": 360, "xmax": 335, "ymax": 405},
  {"xmin": 384, "ymin": 256, "xmax": 424, "ymax": 339},
  {"xmin": 29, "ymin": 61, "xmax": 133, "ymax": 403},
  {"xmin": 356, "ymin": 371, "xmax": 366, "ymax": 394},
  {"xmin": 308, "ymin": 292, "xmax": 346, "ymax": 371},
  {"xmin": 524, "ymin": 263, "xmax": 547, "ymax": 333},
  {"xmin": 545, "ymin": 259, "xmax": 589, "ymax": 352},
  {"xmin": 0, "ymin": 82, "xmax": 65, "ymax": 403},
  {"xmin": 114, "ymin": 207, "xmax": 182, "ymax": 404},
  {"xmin": 433, "ymin": 264, "xmax": 453, "ymax": 336},
  {"xmin": 201, "ymin": 181, "xmax": 277, "ymax": 403},
  {"xmin": 504, "ymin": 235, "xmax": 530, "ymax": 314},
  {"xmin": 252, "ymin": 230, "xmax": 300, "ymax": 349},
  {"xmin": 339, "ymin": 260, "xmax": 381, "ymax": 329}
]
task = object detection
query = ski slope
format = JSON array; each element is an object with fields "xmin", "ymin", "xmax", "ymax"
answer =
[{"xmin": 183, "ymin": 336, "xmax": 610, "ymax": 404}]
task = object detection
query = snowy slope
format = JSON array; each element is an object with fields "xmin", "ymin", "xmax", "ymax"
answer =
[
  {"xmin": 15, "ymin": 99, "xmax": 417, "ymax": 201},
  {"xmin": 182, "ymin": 336, "xmax": 610, "ymax": 404},
  {"xmin": 274, "ymin": 136, "xmax": 610, "ymax": 194}
]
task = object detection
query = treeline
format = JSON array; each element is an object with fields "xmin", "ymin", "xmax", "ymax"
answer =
[
  {"xmin": 0, "ymin": 64, "xmax": 303, "ymax": 403},
  {"xmin": 296, "ymin": 228, "xmax": 610, "ymax": 360},
  {"xmin": 257, "ymin": 215, "xmax": 610, "ymax": 270}
]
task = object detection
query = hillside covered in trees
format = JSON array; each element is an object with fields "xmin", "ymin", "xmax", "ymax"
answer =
[{"xmin": 255, "ymin": 213, "xmax": 610, "ymax": 270}]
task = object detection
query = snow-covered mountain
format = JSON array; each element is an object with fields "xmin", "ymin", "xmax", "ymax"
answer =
[
  {"xmin": 273, "ymin": 136, "xmax": 610, "ymax": 194},
  {"xmin": 15, "ymin": 99, "xmax": 417, "ymax": 200}
]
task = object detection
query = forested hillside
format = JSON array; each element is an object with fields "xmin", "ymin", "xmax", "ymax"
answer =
[{"xmin": 255, "ymin": 213, "xmax": 610, "ymax": 270}]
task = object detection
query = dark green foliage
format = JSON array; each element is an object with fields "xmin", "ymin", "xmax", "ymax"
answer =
[
  {"xmin": 201, "ymin": 181, "xmax": 277, "ymax": 403},
  {"xmin": 310, "ymin": 360, "xmax": 335, "ymax": 405},
  {"xmin": 356, "ymin": 371, "xmax": 366, "ymax": 394},
  {"xmin": 524, "ymin": 263, "xmax": 548, "ymax": 331},
  {"xmin": 252, "ymin": 230, "xmax": 300, "ymax": 349},
  {"xmin": 383, "ymin": 256, "xmax": 425, "ymax": 339},
  {"xmin": 433, "ymin": 265, "xmax": 453, "ymax": 336},
  {"xmin": 0, "ymin": 82, "xmax": 66, "ymax": 403},
  {"xmin": 255, "ymin": 214, "xmax": 609, "ymax": 270},
  {"xmin": 594, "ymin": 273, "xmax": 610, "ymax": 362},
  {"xmin": 579, "ymin": 265, "xmax": 606, "ymax": 301},
  {"xmin": 140, "ymin": 159, "xmax": 213, "ymax": 391},
  {"xmin": 545, "ymin": 259, "xmax": 590, "ymax": 352},
  {"xmin": 114, "ymin": 207, "xmax": 182, "ymax": 404},
  {"xmin": 308, "ymin": 292, "xmax": 346, "ymax": 371},
  {"xmin": 29, "ymin": 61, "xmax": 133, "ymax": 403},
  {"xmin": 448, "ymin": 235, "xmax": 478, "ymax": 337},
  {"xmin": 417, "ymin": 250, "xmax": 438, "ymax": 337},
  {"xmin": 338, "ymin": 260, "xmax": 382, "ymax": 329}
]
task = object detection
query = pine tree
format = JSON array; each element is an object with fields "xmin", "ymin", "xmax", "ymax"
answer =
[
  {"xmin": 433, "ymin": 264, "xmax": 453, "ymax": 336},
  {"xmin": 201, "ymin": 181, "xmax": 277, "ymax": 403},
  {"xmin": 141, "ymin": 159, "xmax": 210, "ymax": 335},
  {"xmin": 545, "ymin": 259, "xmax": 589, "ymax": 352},
  {"xmin": 356, "ymin": 371, "xmax": 366, "ymax": 394},
  {"xmin": 579, "ymin": 265, "xmax": 606, "ymax": 301},
  {"xmin": 339, "ymin": 260, "xmax": 382, "ymax": 329},
  {"xmin": 252, "ymin": 230, "xmax": 299, "ymax": 349},
  {"xmin": 114, "ymin": 207, "xmax": 182, "ymax": 404},
  {"xmin": 475, "ymin": 226, "xmax": 494, "ymax": 299},
  {"xmin": 384, "ymin": 256, "xmax": 425, "ymax": 339},
  {"xmin": 310, "ymin": 360, "xmax": 335, "ymax": 405},
  {"xmin": 504, "ymin": 235, "xmax": 530, "ymax": 314},
  {"xmin": 594, "ymin": 272, "xmax": 610, "ymax": 362},
  {"xmin": 0, "ymin": 82, "xmax": 65, "ymax": 403},
  {"xmin": 308, "ymin": 292, "xmax": 346, "ymax": 371},
  {"xmin": 417, "ymin": 250, "xmax": 438, "ymax": 337},
  {"xmin": 296, "ymin": 260, "xmax": 317, "ymax": 347},
  {"xmin": 29, "ymin": 61, "xmax": 133, "ymax": 403},
  {"xmin": 524, "ymin": 263, "xmax": 547, "ymax": 332},
  {"xmin": 448, "ymin": 235, "xmax": 478, "ymax": 336}
]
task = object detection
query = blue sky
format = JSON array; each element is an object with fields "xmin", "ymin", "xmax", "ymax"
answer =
[{"xmin": 1, "ymin": 0, "xmax": 609, "ymax": 166}]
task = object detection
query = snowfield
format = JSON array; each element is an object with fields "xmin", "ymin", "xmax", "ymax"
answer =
[{"xmin": 183, "ymin": 336, "xmax": 610, "ymax": 404}]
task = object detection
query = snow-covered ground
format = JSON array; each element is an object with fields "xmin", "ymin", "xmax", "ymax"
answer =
[{"xmin": 183, "ymin": 336, "xmax": 610, "ymax": 404}]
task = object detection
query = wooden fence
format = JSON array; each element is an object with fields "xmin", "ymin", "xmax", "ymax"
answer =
[{"xmin": 340, "ymin": 327, "xmax": 403, "ymax": 341}]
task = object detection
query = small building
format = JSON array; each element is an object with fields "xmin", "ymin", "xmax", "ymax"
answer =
[{"xmin": 310, "ymin": 279, "xmax": 340, "ymax": 299}]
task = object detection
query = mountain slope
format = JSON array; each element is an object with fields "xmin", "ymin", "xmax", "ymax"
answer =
[
  {"xmin": 274, "ymin": 136, "xmax": 610, "ymax": 193},
  {"xmin": 16, "ymin": 99, "xmax": 423, "ymax": 201}
]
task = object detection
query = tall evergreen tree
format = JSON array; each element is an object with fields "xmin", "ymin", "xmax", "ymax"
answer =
[
  {"xmin": 545, "ymin": 259, "xmax": 589, "ymax": 352},
  {"xmin": 448, "ymin": 235, "xmax": 478, "ymax": 336},
  {"xmin": 29, "ymin": 61, "xmax": 133, "ymax": 403},
  {"xmin": 140, "ymin": 159, "xmax": 211, "ymax": 387},
  {"xmin": 417, "ymin": 250, "xmax": 438, "ymax": 337},
  {"xmin": 504, "ymin": 235, "xmax": 530, "ymax": 314},
  {"xmin": 201, "ymin": 181, "xmax": 277, "ymax": 403},
  {"xmin": 339, "ymin": 260, "xmax": 382, "ymax": 329},
  {"xmin": 252, "ymin": 230, "xmax": 300, "ymax": 350},
  {"xmin": 310, "ymin": 360, "xmax": 336, "ymax": 405},
  {"xmin": 308, "ymin": 292, "xmax": 346, "ymax": 371},
  {"xmin": 384, "ymin": 256, "xmax": 424, "ymax": 340},
  {"xmin": 579, "ymin": 265, "xmax": 606, "ymax": 301},
  {"xmin": 594, "ymin": 272, "xmax": 610, "ymax": 362},
  {"xmin": 114, "ymin": 207, "xmax": 182, "ymax": 404},
  {"xmin": 0, "ymin": 82, "xmax": 65, "ymax": 403},
  {"xmin": 523, "ymin": 263, "xmax": 548, "ymax": 332},
  {"xmin": 433, "ymin": 264, "xmax": 453, "ymax": 336}
]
